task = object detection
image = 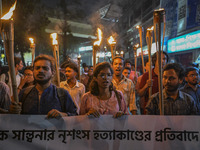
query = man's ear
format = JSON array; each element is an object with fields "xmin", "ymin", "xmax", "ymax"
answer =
[{"xmin": 184, "ymin": 77, "xmax": 188, "ymax": 83}]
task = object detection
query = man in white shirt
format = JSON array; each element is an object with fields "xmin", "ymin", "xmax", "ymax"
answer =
[{"xmin": 60, "ymin": 63, "xmax": 85, "ymax": 114}]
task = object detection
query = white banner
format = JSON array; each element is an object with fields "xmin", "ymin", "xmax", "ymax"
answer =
[{"xmin": 0, "ymin": 115, "xmax": 199, "ymax": 150}]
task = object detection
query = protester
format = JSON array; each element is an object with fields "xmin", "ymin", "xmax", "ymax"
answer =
[
  {"xmin": 122, "ymin": 67, "xmax": 131, "ymax": 78},
  {"xmin": 139, "ymin": 51, "xmax": 169, "ymax": 114},
  {"xmin": 0, "ymin": 81, "xmax": 11, "ymax": 113},
  {"xmin": 180, "ymin": 67, "xmax": 200, "ymax": 115},
  {"xmin": 124, "ymin": 59, "xmax": 138, "ymax": 84},
  {"xmin": 9, "ymin": 54, "xmax": 77, "ymax": 118},
  {"xmin": 85, "ymin": 66, "xmax": 93, "ymax": 92},
  {"xmin": 112, "ymin": 56, "xmax": 137, "ymax": 115},
  {"xmin": 14, "ymin": 57, "xmax": 24, "ymax": 87},
  {"xmin": 146, "ymin": 63, "xmax": 197, "ymax": 115},
  {"xmin": 60, "ymin": 62, "xmax": 85, "ymax": 114},
  {"xmin": 17, "ymin": 66, "xmax": 35, "ymax": 93},
  {"xmin": 80, "ymin": 62, "xmax": 128, "ymax": 118},
  {"xmin": 135, "ymin": 61, "xmax": 150, "ymax": 114}
]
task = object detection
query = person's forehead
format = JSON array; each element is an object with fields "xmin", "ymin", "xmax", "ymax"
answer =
[
  {"xmin": 123, "ymin": 69, "xmax": 130, "ymax": 72},
  {"xmin": 99, "ymin": 68, "xmax": 111, "ymax": 73},
  {"xmin": 65, "ymin": 67, "xmax": 74, "ymax": 71},
  {"xmin": 163, "ymin": 69, "xmax": 177, "ymax": 76},
  {"xmin": 114, "ymin": 58, "xmax": 123, "ymax": 63},
  {"xmin": 188, "ymin": 70, "xmax": 199, "ymax": 74},
  {"xmin": 34, "ymin": 60, "xmax": 51, "ymax": 66}
]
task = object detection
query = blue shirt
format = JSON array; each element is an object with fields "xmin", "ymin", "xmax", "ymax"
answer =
[
  {"xmin": 180, "ymin": 84, "xmax": 200, "ymax": 115},
  {"xmin": 19, "ymin": 84, "xmax": 77, "ymax": 115}
]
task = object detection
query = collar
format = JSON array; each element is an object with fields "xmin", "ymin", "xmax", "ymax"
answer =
[
  {"xmin": 184, "ymin": 83, "xmax": 200, "ymax": 89},
  {"xmin": 65, "ymin": 80, "xmax": 79, "ymax": 88},
  {"xmin": 163, "ymin": 89, "xmax": 184, "ymax": 100},
  {"xmin": 152, "ymin": 69, "xmax": 158, "ymax": 77},
  {"xmin": 112, "ymin": 75, "xmax": 127, "ymax": 84}
]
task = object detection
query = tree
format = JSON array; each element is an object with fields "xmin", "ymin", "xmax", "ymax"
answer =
[{"xmin": 13, "ymin": 0, "xmax": 50, "ymax": 65}]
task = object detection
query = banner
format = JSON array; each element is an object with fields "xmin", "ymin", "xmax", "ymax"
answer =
[{"xmin": 0, "ymin": 115, "xmax": 200, "ymax": 150}]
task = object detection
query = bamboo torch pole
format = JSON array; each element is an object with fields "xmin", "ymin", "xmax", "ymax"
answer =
[
  {"xmin": 146, "ymin": 26, "xmax": 154, "ymax": 99},
  {"xmin": 133, "ymin": 44, "xmax": 139, "ymax": 77},
  {"xmin": 93, "ymin": 28, "xmax": 102, "ymax": 69},
  {"xmin": 1, "ymin": 1, "xmax": 18, "ymax": 102},
  {"xmin": 136, "ymin": 25, "xmax": 145, "ymax": 74},
  {"xmin": 29, "ymin": 37, "xmax": 35, "ymax": 66},
  {"xmin": 77, "ymin": 54, "xmax": 81, "ymax": 81},
  {"xmin": 153, "ymin": 8, "xmax": 166, "ymax": 115},
  {"xmin": 50, "ymin": 33, "xmax": 60, "ymax": 87},
  {"xmin": 108, "ymin": 36, "xmax": 116, "ymax": 60}
]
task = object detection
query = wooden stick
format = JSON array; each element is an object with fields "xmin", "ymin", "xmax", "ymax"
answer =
[
  {"xmin": 93, "ymin": 46, "xmax": 96, "ymax": 69},
  {"xmin": 53, "ymin": 45, "xmax": 60, "ymax": 87},
  {"xmin": 153, "ymin": 9, "xmax": 165, "ymax": 115}
]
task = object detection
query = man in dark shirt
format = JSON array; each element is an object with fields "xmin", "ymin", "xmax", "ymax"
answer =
[
  {"xmin": 146, "ymin": 63, "xmax": 197, "ymax": 115},
  {"xmin": 181, "ymin": 67, "xmax": 200, "ymax": 115},
  {"xmin": 10, "ymin": 54, "xmax": 77, "ymax": 118},
  {"xmin": 139, "ymin": 51, "xmax": 169, "ymax": 114}
]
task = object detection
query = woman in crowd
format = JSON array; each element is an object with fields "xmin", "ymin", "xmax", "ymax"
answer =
[
  {"xmin": 80, "ymin": 62, "xmax": 128, "ymax": 118},
  {"xmin": 17, "ymin": 66, "xmax": 35, "ymax": 93}
]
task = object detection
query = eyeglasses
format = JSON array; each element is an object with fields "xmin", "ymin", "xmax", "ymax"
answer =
[{"xmin": 188, "ymin": 74, "xmax": 199, "ymax": 77}]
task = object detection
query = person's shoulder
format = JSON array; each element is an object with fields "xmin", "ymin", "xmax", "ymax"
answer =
[
  {"xmin": 179, "ymin": 90, "xmax": 195, "ymax": 101},
  {"xmin": 78, "ymin": 81, "xmax": 85, "ymax": 87}
]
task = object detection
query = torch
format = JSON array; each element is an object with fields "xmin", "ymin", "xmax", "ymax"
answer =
[
  {"xmin": 108, "ymin": 36, "xmax": 116, "ymax": 60},
  {"xmin": 50, "ymin": 33, "xmax": 60, "ymax": 87},
  {"xmin": 93, "ymin": 28, "xmax": 102, "ymax": 69},
  {"xmin": 77, "ymin": 54, "xmax": 81, "ymax": 81},
  {"xmin": 133, "ymin": 44, "xmax": 139, "ymax": 77},
  {"xmin": 153, "ymin": 8, "xmax": 166, "ymax": 115},
  {"xmin": 29, "ymin": 37, "xmax": 35, "ymax": 66},
  {"xmin": 136, "ymin": 25, "xmax": 145, "ymax": 74},
  {"xmin": 146, "ymin": 26, "xmax": 154, "ymax": 99},
  {"xmin": 0, "ymin": 1, "xmax": 18, "ymax": 102}
]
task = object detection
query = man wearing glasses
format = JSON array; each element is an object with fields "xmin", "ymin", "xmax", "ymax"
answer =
[{"xmin": 181, "ymin": 67, "xmax": 200, "ymax": 115}]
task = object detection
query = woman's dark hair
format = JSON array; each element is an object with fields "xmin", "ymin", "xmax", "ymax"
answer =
[
  {"xmin": 23, "ymin": 66, "xmax": 33, "ymax": 72},
  {"xmin": 89, "ymin": 62, "xmax": 113, "ymax": 96}
]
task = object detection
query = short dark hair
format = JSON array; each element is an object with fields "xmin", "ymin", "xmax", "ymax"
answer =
[
  {"xmin": 14, "ymin": 57, "xmax": 22, "ymax": 67},
  {"xmin": 152, "ymin": 51, "xmax": 169, "ymax": 66},
  {"xmin": 112, "ymin": 56, "xmax": 124, "ymax": 65},
  {"xmin": 124, "ymin": 59, "xmax": 132, "ymax": 65},
  {"xmin": 90, "ymin": 62, "xmax": 113, "ymax": 96},
  {"xmin": 64, "ymin": 62, "xmax": 79, "ymax": 74},
  {"xmin": 123, "ymin": 67, "xmax": 131, "ymax": 72},
  {"xmin": 163, "ymin": 63, "xmax": 185, "ymax": 80},
  {"xmin": 185, "ymin": 67, "xmax": 199, "ymax": 76},
  {"xmin": 24, "ymin": 66, "xmax": 33, "ymax": 72},
  {"xmin": 33, "ymin": 54, "xmax": 55, "ymax": 73}
]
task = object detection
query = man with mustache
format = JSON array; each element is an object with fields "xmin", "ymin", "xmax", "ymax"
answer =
[
  {"xmin": 180, "ymin": 67, "xmax": 200, "ymax": 115},
  {"xmin": 146, "ymin": 63, "xmax": 197, "ymax": 115},
  {"xmin": 10, "ymin": 54, "xmax": 77, "ymax": 118},
  {"xmin": 112, "ymin": 56, "xmax": 137, "ymax": 115}
]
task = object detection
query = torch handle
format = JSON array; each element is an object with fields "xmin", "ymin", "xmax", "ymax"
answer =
[
  {"xmin": 138, "ymin": 28, "xmax": 145, "ymax": 74},
  {"xmin": 53, "ymin": 46, "xmax": 60, "ymax": 87}
]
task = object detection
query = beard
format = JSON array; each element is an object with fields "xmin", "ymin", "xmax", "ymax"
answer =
[
  {"xmin": 35, "ymin": 76, "xmax": 52, "ymax": 85},
  {"xmin": 165, "ymin": 83, "xmax": 180, "ymax": 92}
]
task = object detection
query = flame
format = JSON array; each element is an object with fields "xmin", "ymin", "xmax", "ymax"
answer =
[
  {"xmin": 108, "ymin": 36, "xmax": 116, "ymax": 45},
  {"xmin": 29, "ymin": 38, "xmax": 34, "ymax": 44},
  {"xmin": 120, "ymin": 51, "xmax": 124, "ymax": 55},
  {"xmin": 147, "ymin": 26, "xmax": 154, "ymax": 31},
  {"xmin": 1, "ymin": 1, "xmax": 17, "ymax": 20},
  {"xmin": 94, "ymin": 28, "xmax": 102, "ymax": 46},
  {"xmin": 50, "ymin": 33, "xmax": 58, "ymax": 45},
  {"xmin": 136, "ymin": 25, "xmax": 141, "ymax": 29},
  {"xmin": 134, "ymin": 44, "xmax": 140, "ymax": 48},
  {"xmin": 77, "ymin": 54, "xmax": 81, "ymax": 59}
]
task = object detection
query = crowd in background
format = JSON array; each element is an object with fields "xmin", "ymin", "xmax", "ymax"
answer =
[{"xmin": 0, "ymin": 51, "xmax": 199, "ymax": 118}]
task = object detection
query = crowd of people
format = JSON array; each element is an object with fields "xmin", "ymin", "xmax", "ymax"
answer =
[{"xmin": 0, "ymin": 51, "xmax": 200, "ymax": 118}]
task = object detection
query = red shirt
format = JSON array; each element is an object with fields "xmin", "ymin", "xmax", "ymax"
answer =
[{"xmin": 139, "ymin": 69, "xmax": 158, "ymax": 102}]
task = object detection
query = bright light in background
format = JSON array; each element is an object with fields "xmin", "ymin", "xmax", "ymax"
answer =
[
  {"xmin": 79, "ymin": 46, "xmax": 93, "ymax": 52},
  {"xmin": 50, "ymin": 33, "xmax": 58, "ymax": 45}
]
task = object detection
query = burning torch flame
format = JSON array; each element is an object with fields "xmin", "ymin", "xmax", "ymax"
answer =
[
  {"xmin": 147, "ymin": 26, "xmax": 154, "ymax": 31},
  {"xmin": 136, "ymin": 25, "xmax": 141, "ymax": 29},
  {"xmin": 50, "ymin": 33, "xmax": 58, "ymax": 45},
  {"xmin": 134, "ymin": 44, "xmax": 140, "ymax": 48},
  {"xmin": 94, "ymin": 28, "xmax": 102, "ymax": 46},
  {"xmin": 29, "ymin": 38, "xmax": 34, "ymax": 44},
  {"xmin": 1, "ymin": 1, "xmax": 17, "ymax": 20},
  {"xmin": 108, "ymin": 36, "xmax": 116, "ymax": 45}
]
